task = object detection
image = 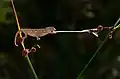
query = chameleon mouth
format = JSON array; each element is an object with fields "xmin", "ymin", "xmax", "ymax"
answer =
[
  {"xmin": 49, "ymin": 27, "xmax": 57, "ymax": 34},
  {"xmin": 51, "ymin": 30, "xmax": 57, "ymax": 34}
]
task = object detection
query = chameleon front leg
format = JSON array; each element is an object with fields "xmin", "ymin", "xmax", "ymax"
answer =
[{"xmin": 36, "ymin": 37, "xmax": 40, "ymax": 40}]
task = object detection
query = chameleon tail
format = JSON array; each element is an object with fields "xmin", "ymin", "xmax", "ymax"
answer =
[
  {"xmin": 14, "ymin": 30, "xmax": 20, "ymax": 46},
  {"xmin": 14, "ymin": 30, "xmax": 27, "ymax": 47}
]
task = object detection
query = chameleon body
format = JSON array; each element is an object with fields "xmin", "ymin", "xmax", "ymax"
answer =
[{"xmin": 14, "ymin": 27, "xmax": 56, "ymax": 46}]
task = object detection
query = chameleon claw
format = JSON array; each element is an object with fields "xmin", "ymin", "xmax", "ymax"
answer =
[{"xmin": 36, "ymin": 37, "xmax": 40, "ymax": 40}]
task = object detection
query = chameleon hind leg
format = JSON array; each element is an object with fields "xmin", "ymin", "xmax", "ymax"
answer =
[{"xmin": 14, "ymin": 30, "xmax": 27, "ymax": 47}]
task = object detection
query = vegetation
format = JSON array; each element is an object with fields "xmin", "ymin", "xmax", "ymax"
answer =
[{"xmin": 1, "ymin": 0, "xmax": 120, "ymax": 79}]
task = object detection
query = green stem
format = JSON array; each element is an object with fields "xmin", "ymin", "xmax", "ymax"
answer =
[
  {"xmin": 25, "ymin": 55, "xmax": 39, "ymax": 79},
  {"xmin": 77, "ymin": 36, "xmax": 108, "ymax": 79},
  {"xmin": 76, "ymin": 17, "xmax": 120, "ymax": 79},
  {"xmin": 113, "ymin": 23, "xmax": 120, "ymax": 30}
]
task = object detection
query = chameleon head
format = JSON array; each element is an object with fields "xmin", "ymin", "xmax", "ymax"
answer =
[{"xmin": 45, "ymin": 26, "xmax": 56, "ymax": 34}]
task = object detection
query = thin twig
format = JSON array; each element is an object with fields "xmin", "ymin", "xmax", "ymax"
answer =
[
  {"xmin": 10, "ymin": 0, "xmax": 39, "ymax": 79},
  {"xmin": 26, "ymin": 56, "xmax": 38, "ymax": 79},
  {"xmin": 76, "ymin": 17, "xmax": 120, "ymax": 79}
]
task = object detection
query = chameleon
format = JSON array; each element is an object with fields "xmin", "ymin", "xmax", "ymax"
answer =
[{"xmin": 14, "ymin": 26, "xmax": 56, "ymax": 46}]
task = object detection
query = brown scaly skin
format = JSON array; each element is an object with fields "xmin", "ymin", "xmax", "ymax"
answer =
[{"xmin": 14, "ymin": 27, "xmax": 56, "ymax": 47}]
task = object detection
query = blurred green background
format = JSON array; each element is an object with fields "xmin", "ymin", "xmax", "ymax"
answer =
[{"xmin": 0, "ymin": 0, "xmax": 120, "ymax": 79}]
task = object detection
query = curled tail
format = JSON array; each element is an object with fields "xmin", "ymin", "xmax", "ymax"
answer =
[
  {"xmin": 14, "ymin": 30, "xmax": 20, "ymax": 46},
  {"xmin": 14, "ymin": 30, "xmax": 27, "ymax": 47}
]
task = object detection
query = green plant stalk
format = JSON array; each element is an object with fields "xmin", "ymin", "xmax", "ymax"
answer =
[
  {"xmin": 10, "ymin": 0, "xmax": 39, "ymax": 78},
  {"xmin": 76, "ymin": 17, "xmax": 120, "ymax": 79},
  {"xmin": 25, "ymin": 55, "xmax": 39, "ymax": 79},
  {"xmin": 113, "ymin": 23, "xmax": 120, "ymax": 30},
  {"xmin": 76, "ymin": 35, "xmax": 108, "ymax": 79}
]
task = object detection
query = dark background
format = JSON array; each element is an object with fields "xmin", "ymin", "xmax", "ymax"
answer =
[{"xmin": 0, "ymin": 0, "xmax": 120, "ymax": 79}]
